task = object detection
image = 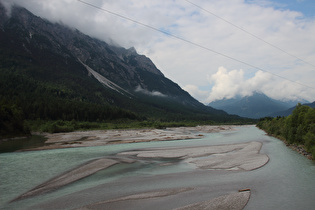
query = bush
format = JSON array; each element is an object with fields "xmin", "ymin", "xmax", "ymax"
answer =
[
  {"xmin": 257, "ymin": 104, "xmax": 315, "ymax": 159},
  {"xmin": 0, "ymin": 102, "xmax": 30, "ymax": 138}
]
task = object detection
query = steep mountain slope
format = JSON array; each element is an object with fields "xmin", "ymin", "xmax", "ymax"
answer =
[
  {"xmin": 0, "ymin": 4, "xmax": 242, "ymax": 123},
  {"xmin": 270, "ymin": 101, "xmax": 315, "ymax": 117},
  {"xmin": 208, "ymin": 92, "xmax": 303, "ymax": 119}
]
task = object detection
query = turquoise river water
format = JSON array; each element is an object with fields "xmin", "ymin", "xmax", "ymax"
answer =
[{"xmin": 0, "ymin": 125, "xmax": 315, "ymax": 209}]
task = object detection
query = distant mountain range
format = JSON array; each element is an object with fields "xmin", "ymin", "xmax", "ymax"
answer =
[
  {"xmin": 0, "ymin": 3, "xmax": 247, "ymax": 123},
  {"xmin": 270, "ymin": 101, "xmax": 315, "ymax": 117},
  {"xmin": 208, "ymin": 92, "xmax": 310, "ymax": 119}
]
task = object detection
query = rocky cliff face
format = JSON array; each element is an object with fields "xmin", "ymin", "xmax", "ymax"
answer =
[
  {"xmin": 0, "ymin": 3, "xmax": 237, "ymax": 121},
  {"xmin": 2, "ymin": 5, "xmax": 165, "ymax": 90}
]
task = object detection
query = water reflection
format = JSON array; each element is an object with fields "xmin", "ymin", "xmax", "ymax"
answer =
[{"xmin": 0, "ymin": 135, "xmax": 47, "ymax": 153}]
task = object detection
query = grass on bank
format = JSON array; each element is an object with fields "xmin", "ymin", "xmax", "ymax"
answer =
[
  {"xmin": 26, "ymin": 118, "xmax": 254, "ymax": 134},
  {"xmin": 26, "ymin": 119, "xmax": 214, "ymax": 133}
]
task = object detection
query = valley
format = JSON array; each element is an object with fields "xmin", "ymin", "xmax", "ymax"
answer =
[
  {"xmin": 1, "ymin": 2, "xmax": 315, "ymax": 210},
  {"xmin": 0, "ymin": 3, "xmax": 252, "ymax": 139}
]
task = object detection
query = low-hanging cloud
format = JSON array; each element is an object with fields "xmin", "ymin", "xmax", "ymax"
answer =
[
  {"xmin": 135, "ymin": 86, "xmax": 167, "ymax": 97},
  {"xmin": 204, "ymin": 67, "xmax": 271, "ymax": 103},
  {"xmin": 1, "ymin": 0, "xmax": 315, "ymax": 103},
  {"xmin": 195, "ymin": 66, "xmax": 312, "ymax": 103}
]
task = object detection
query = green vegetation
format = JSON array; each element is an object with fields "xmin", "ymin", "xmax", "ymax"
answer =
[
  {"xmin": 257, "ymin": 104, "xmax": 315, "ymax": 159},
  {"xmin": 0, "ymin": 7, "xmax": 254, "ymax": 139},
  {"xmin": 0, "ymin": 52, "xmax": 252, "ymax": 137},
  {"xmin": 0, "ymin": 101, "xmax": 30, "ymax": 138},
  {"xmin": 26, "ymin": 120, "xmax": 188, "ymax": 133},
  {"xmin": 27, "ymin": 119, "xmax": 248, "ymax": 134},
  {"xmin": 0, "ymin": 64, "xmax": 253, "ymax": 136}
]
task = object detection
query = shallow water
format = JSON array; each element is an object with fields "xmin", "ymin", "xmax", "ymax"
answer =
[
  {"xmin": 0, "ymin": 135, "xmax": 47, "ymax": 153},
  {"xmin": 0, "ymin": 125, "xmax": 314, "ymax": 209}
]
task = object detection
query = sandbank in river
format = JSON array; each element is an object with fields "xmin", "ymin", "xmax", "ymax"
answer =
[
  {"xmin": 9, "ymin": 125, "xmax": 269, "ymax": 209},
  {"xmin": 29, "ymin": 125, "xmax": 233, "ymax": 150}
]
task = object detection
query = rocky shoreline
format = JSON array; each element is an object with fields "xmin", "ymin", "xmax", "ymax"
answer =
[
  {"xmin": 287, "ymin": 143, "xmax": 313, "ymax": 160},
  {"xmin": 263, "ymin": 131, "xmax": 313, "ymax": 160}
]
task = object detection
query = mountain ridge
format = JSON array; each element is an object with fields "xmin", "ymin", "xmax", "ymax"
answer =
[
  {"xmin": 270, "ymin": 101, "xmax": 315, "ymax": 117},
  {"xmin": 208, "ymin": 92, "xmax": 307, "ymax": 119},
  {"xmin": 0, "ymin": 3, "xmax": 247, "ymax": 128}
]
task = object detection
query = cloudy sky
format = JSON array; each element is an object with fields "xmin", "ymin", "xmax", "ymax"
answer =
[{"xmin": 2, "ymin": 0, "xmax": 315, "ymax": 103}]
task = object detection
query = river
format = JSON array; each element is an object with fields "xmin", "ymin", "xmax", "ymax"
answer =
[{"xmin": 0, "ymin": 125, "xmax": 314, "ymax": 209}]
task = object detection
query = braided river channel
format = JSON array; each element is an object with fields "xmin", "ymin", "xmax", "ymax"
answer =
[{"xmin": 1, "ymin": 125, "xmax": 315, "ymax": 209}]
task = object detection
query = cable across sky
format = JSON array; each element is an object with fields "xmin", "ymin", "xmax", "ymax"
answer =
[
  {"xmin": 78, "ymin": 0, "xmax": 315, "ymax": 90},
  {"xmin": 184, "ymin": 0, "xmax": 315, "ymax": 69}
]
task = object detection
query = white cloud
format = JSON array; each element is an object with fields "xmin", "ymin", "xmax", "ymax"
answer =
[
  {"xmin": 135, "ymin": 86, "xmax": 166, "ymax": 97},
  {"xmin": 205, "ymin": 67, "xmax": 272, "ymax": 102},
  {"xmin": 207, "ymin": 67, "xmax": 246, "ymax": 101},
  {"xmin": 204, "ymin": 66, "xmax": 314, "ymax": 103},
  {"xmin": 1, "ymin": 0, "xmax": 315, "ymax": 103}
]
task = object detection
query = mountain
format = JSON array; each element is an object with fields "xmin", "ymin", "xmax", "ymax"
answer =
[
  {"xmin": 0, "ymin": 3, "xmax": 245, "ymax": 127},
  {"xmin": 208, "ymin": 92, "xmax": 305, "ymax": 119},
  {"xmin": 270, "ymin": 101, "xmax": 315, "ymax": 117}
]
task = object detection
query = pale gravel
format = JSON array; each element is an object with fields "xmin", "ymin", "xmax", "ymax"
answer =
[
  {"xmin": 119, "ymin": 141, "xmax": 269, "ymax": 171},
  {"xmin": 29, "ymin": 125, "xmax": 234, "ymax": 151},
  {"xmin": 174, "ymin": 191, "xmax": 251, "ymax": 210},
  {"xmin": 77, "ymin": 188, "xmax": 194, "ymax": 210},
  {"xmin": 77, "ymin": 190, "xmax": 250, "ymax": 210}
]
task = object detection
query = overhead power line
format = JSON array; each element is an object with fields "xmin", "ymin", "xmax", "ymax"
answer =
[
  {"xmin": 184, "ymin": 0, "xmax": 315, "ymax": 69},
  {"xmin": 77, "ymin": 0, "xmax": 315, "ymax": 90}
]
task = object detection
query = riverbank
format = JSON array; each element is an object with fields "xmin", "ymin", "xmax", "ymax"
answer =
[
  {"xmin": 256, "ymin": 106, "xmax": 315, "ymax": 160},
  {"xmin": 258, "ymin": 130, "xmax": 313, "ymax": 160},
  {"xmin": 286, "ymin": 143, "xmax": 313, "ymax": 160}
]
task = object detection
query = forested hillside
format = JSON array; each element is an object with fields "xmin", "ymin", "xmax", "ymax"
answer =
[
  {"xmin": 257, "ymin": 104, "xmax": 315, "ymax": 159},
  {"xmin": 0, "ymin": 3, "xmax": 253, "ymax": 138}
]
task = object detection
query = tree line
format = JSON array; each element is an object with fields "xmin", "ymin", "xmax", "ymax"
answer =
[{"xmin": 257, "ymin": 104, "xmax": 315, "ymax": 159}]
